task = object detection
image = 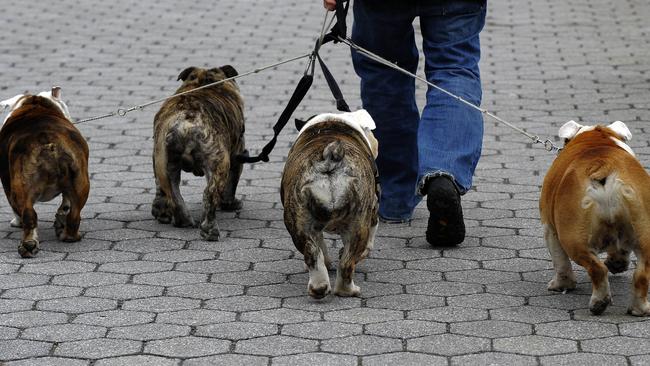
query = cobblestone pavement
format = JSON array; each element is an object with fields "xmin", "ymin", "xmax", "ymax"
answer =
[{"xmin": 1, "ymin": 0, "xmax": 650, "ymax": 365}]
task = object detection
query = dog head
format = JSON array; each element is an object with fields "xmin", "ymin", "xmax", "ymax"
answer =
[
  {"xmin": 1, "ymin": 87, "xmax": 71, "ymax": 124},
  {"xmin": 558, "ymin": 120, "xmax": 633, "ymax": 155},
  {"xmin": 177, "ymin": 65, "xmax": 239, "ymax": 88}
]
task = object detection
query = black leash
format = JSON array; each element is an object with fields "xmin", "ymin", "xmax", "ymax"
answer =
[{"xmin": 235, "ymin": 1, "xmax": 351, "ymax": 164}]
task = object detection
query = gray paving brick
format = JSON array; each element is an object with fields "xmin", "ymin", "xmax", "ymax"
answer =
[
  {"xmin": 166, "ymin": 283, "xmax": 243, "ymax": 299},
  {"xmin": 273, "ymin": 353, "xmax": 357, "ymax": 366},
  {"xmin": 0, "ymin": 339, "xmax": 51, "ymax": 361},
  {"xmin": 241, "ymin": 308, "xmax": 320, "ymax": 324},
  {"xmin": 0, "ymin": 299, "xmax": 33, "ymax": 314},
  {"xmin": 84, "ymin": 284, "xmax": 164, "ymax": 300},
  {"xmin": 408, "ymin": 334, "xmax": 491, "ymax": 356},
  {"xmin": 196, "ymin": 322, "xmax": 278, "ymax": 340},
  {"xmin": 452, "ymin": 352, "xmax": 538, "ymax": 366},
  {"xmin": 184, "ymin": 354, "xmax": 268, "ymax": 366},
  {"xmin": 0, "ymin": 311, "xmax": 68, "ymax": 328},
  {"xmin": 364, "ymin": 352, "xmax": 447, "ymax": 366},
  {"xmin": 366, "ymin": 294, "xmax": 445, "ymax": 311},
  {"xmin": 98, "ymin": 261, "xmax": 175, "ymax": 274},
  {"xmin": 175, "ymin": 260, "xmax": 249, "ymax": 274},
  {"xmin": 54, "ymin": 338, "xmax": 142, "ymax": 359},
  {"xmin": 73, "ymin": 310, "xmax": 155, "ymax": 327},
  {"xmin": 581, "ymin": 336, "xmax": 650, "ymax": 356},
  {"xmin": 108, "ymin": 323, "xmax": 190, "ymax": 341},
  {"xmin": 368, "ymin": 269, "xmax": 442, "ymax": 284},
  {"xmin": 494, "ymin": 335, "xmax": 577, "ymax": 356},
  {"xmin": 365, "ymin": 320, "xmax": 446, "ymax": 339},
  {"xmin": 122, "ymin": 297, "xmax": 200, "ymax": 313},
  {"xmin": 0, "ymin": 273, "xmax": 51, "ymax": 289},
  {"xmin": 204, "ymin": 295, "xmax": 281, "ymax": 312},
  {"xmin": 541, "ymin": 353, "xmax": 628, "ymax": 366},
  {"xmin": 2, "ymin": 285, "xmax": 82, "ymax": 300},
  {"xmin": 22, "ymin": 323, "xmax": 106, "ymax": 342},
  {"xmin": 236, "ymin": 335, "xmax": 317, "ymax": 356},
  {"xmin": 145, "ymin": 336, "xmax": 230, "ymax": 357},
  {"xmin": 157, "ymin": 309, "xmax": 235, "ymax": 326},
  {"xmin": 94, "ymin": 355, "xmax": 179, "ymax": 366},
  {"xmin": 0, "ymin": 326, "xmax": 18, "ymax": 340},
  {"xmin": 5, "ymin": 357, "xmax": 90, "ymax": 366},
  {"xmin": 325, "ymin": 308, "xmax": 404, "ymax": 324},
  {"xmin": 52, "ymin": 272, "xmax": 129, "ymax": 287},
  {"xmin": 37, "ymin": 297, "xmax": 117, "ymax": 314},
  {"xmin": 408, "ymin": 306, "xmax": 488, "ymax": 323},
  {"xmin": 490, "ymin": 306, "xmax": 571, "ymax": 323},
  {"xmin": 536, "ymin": 320, "xmax": 619, "ymax": 340}
]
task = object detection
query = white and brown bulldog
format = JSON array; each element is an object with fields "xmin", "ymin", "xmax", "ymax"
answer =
[
  {"xmin": 540, "ymin": 120, "xmax": 650, "ymax": 316},
  {"xmin": 151, "ymin": 66, "xmax": 245, "ymax": 241},
  {"xmin": 0, "ymin": 87, "xmax": 89, "ymax": 258},
  {"xmin": 281, "ymin": 110, "xmax": 379, "ymax": 299}
]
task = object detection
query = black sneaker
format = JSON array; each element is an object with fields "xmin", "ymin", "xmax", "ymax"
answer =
[{"xmin": 425, "ymin": 176, "xmax": 465, "ymax": 246}]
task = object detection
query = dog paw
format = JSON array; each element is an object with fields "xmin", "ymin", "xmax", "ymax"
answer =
[
  {"xmin": 200, "ymin": 222, "xmax": 221, "ymax": 241},
  {"xmin": 589, "ymin": 295, "xmax": 612, "ymax": 315},
  {"xmin": 59, "ymin": 232, "xmax": 81, "ymax": 242},
  {"xmin": 220, "ymin": 198, "xmax": 243, "ymax": 212},
  {"xmin": 10, "ymin": 217, "xmax": 22, "ymax": 228},
  {"xmin": 547, "ymin": 276, "xmax": 576, "ymax": 292},
  {"xmin": 627, "ymin": 303, "xmax": 650, "ymax": 317},
  {"xmin": 605, "ymin": 257, "xmax": 629, "ymax": 274},
  {"xmin": 151, "ymin": 201, "xmax": 173, "ymax": 224},
  {"xmin": 308, "ymin": 283, "xmax": 331, "ymax": 299},
  {"xmin": 334, "ymin": 284, "xmax": 361, "ymax": 297},
  {"xmin": 18, "ymin": 240, "xmax": 39, "ymax": 258}
]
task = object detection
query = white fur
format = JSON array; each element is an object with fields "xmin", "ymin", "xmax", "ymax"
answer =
[
  {"xmin": 1, "ymin": 89, "xmax": 71, "ymax": 125},
  {"xmin": 297, "ymin": 109, "xmax": 376, "ymax": 149},
  {"xmin": 559, "ymin": 120, "xmax": 634, "ymax": 156},
  {"xmin": 1, "ymin": 94, "xmax": 27, "ymax": 125},
  {"xmin": 607, "ymin": 120, "xmax": 632, "ymax": 141},
  {"xmin": 307, "ymin": 249, "xmax": 330, "ymax": 295},
  {"xmin": 584, "ymin": 172, "xmax": 633, "ymax": 224},
  {"xmin": 37, "ymin": 90, "xmax": 71, "ymax": 119}
]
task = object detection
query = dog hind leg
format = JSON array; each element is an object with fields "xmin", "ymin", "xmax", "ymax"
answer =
[
  {"xmin": 19, "ymin": 203, "xmax": 39, "ymax": 258},
  {"xmin": 59, "ymin": 176, "xmax": 89, "ymax": 243},
  {"xmin": 167, "ymin": 165, "xmax": 194, "ymax": 228},
  {"xmin": 334, "ymin": 228, "xmax": 369, "ymax": 297},
  {"xmin": 568, "ymin": 245, "xmax": 611, "ymax": 315},
  {"xmin": 54, "ymin": 197, "xmax": 71, "ymax": 238},
  {"xmin": 200, "ymin": 162, "xmax": 228, "ymax": 241},
  {"xmin": 628, "ymin": 232, "xmax": 650, "ymax": 316},
  {"xmin": 545, "ymin": 224, "xmax": 577, "ymax": 292},
  {"xmin": 220, "ymin": 160, "xmax": 243, "ymax": 211}
]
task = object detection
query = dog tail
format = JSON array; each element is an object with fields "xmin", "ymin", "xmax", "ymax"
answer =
[
  {"xmin": 583, "ymin": 169, "xmax": 636, "ymax": 224},
  {"xmin": 302, "ymin": 141, "xmax": 353, "ymax": 222}
]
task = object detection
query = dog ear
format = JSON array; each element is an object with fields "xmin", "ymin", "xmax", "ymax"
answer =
[
  {"xmin": 558, "ymin": 120, "xmax": 582, "ymax": 140},
  {"xmin": 607, "ymin": 121, "xmax": 632, "ymax": 142},
  {"xmin": 294, "ymin": 114, "xmax": 318, "ymax": 131},
  {"xmin": 51, "ymin": 86, "xmax": 61, "ymax": 99},
  {"xmin": 177, "ymin": 67, "xmax": 197, "ymax": 81},
  {"xmin": 220, "ymin": 65, "xmax": 238, "ymax": 78},
  {"xmin": 0, "ymin": 94, "xmax": 25, "ymax": 110}
]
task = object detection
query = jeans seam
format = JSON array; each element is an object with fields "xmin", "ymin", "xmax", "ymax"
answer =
[{"xmin": 417, "ymin": 170, "xmax": 465, "ymax": 196}]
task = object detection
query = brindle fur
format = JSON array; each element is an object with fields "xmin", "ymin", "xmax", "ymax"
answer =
[
  {"xmin": 281, "ymin": 120, "xmax": 379, "ymax": 298},
  {"xmin": 0, "ymin": 96, "xmax": 89, "ymax": 258},
  {"xmin": 152, "ymin": 66, "xmax": 245, "ymax": 241}
]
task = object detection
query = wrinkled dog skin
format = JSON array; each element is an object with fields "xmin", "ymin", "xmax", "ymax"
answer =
[
  {"xmin": 281, "ymin": 113, "xmax": 379, "ymax": 299},
  {"xmin": 540, "ymin": 120, "xmax": 650, "ymax": 316},
  {"xmin": 152, "ymin": 66, "xmax": 245, "ymax": 241},
  {"xmin": 0, "ymin": 88, "xmax": 90, "ymax": 258}
]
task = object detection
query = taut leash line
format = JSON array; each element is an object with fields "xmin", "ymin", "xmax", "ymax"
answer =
[
  {"xmin": 337, "ymin": 36, "xmax": 563, "ymax": 153},
  {"xmin": 74, "ymin": 52, "xmax": 312, "ymax": 125}
]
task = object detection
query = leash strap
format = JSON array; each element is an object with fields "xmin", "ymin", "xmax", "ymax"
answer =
[{"xmin": 236, "ymin": 3, "xmax": 352, "ymax": 164}]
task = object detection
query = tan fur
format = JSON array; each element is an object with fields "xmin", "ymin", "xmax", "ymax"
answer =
[
  {"xmin": 540, "ymin": 125, "xmax": 650, "ymax": 316},
  {"xmin": 281, "ymin": 119, "xmax": 379, "ymax": 298},
  {"xmin": 0, "ymin": 95, "xmax": 89, "ymax": 258},
  {"xmin": 152, "ymin": 66, "xmax": 245, "ymax": 241}
]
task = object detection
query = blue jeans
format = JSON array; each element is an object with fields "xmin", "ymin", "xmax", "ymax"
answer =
[{"xmin": 351, "ymin": 0, "xmax": 486, "ymax": 221}]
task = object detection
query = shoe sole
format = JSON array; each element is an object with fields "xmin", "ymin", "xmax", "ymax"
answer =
[{"xmin": 426, "ymin": 180, "xmax": 465, "ymax": 246}]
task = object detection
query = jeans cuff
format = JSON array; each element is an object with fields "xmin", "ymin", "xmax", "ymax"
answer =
[{"xmin": 417, "ymin": 171, "xmax": 465, "ymax": 197}]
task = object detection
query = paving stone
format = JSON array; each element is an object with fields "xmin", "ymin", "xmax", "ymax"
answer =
[
  {"xmin": 144, "ymin": 336, "xmax": 230, "ymax": 358},
  {"xmin": 490, "ymin": 306, "xmax": 571, "ymax": 323},
  {"xmin": 157, "ymin": 309, "xmax": 235, "ymax": 326},
  {"xmin": 132, "ymin": 271, "xmax": 207, "ymax": 286},
  {"xmin": 581, "ymin": 336, "xmax": 650, "ymax": 356},
  {"xmin": 112, "ymin": 238, "xmax": 185, "ymax": 253},
  {"xmin": 273, "ymin": 352, "xmax": 357, "ymax": 366},
  {"xmin": 166, "ymin": 283, "xmax": 243, "ymax": 299},
  {"xmin": 22, "ymin": 323, "xmax": 106, "ymax": 342},
  {"xmin": 494, "ymin": 335, "xmax": 577, "ymax": 356},
  {"xmin": 407, "ymin": 257, "xmax": 478, "ymax": 272},
  {"xmin": 66, "ymin": 250, "xmax": 139, "ymax": 263},
  {"xmin": 84, "ymin": 284, "xmax": 164, "ymax": 300},
  {"xmin": 368, "ymin": 269, "xmax": 442, "ymax": 284},
  {"xmin": 445, "ymin": 269, "xmax": 520, "ymax": 284},
  {"xmin": 175, "ymin": 260, "xmax": 249, "ymax": 273},
  {"xmin": 204, "ymin": 295, "xmax": 281, "ymax": 312},
  {"xmin": 541, "ymin": 353, "xmax": 628, "ymax": 366},
  {"xmin": 282, "ymin": 295, "xmax": 361, "ymax": 312},
  {"xmin": 37, "ymin": 297, "xmax": 117, "ymax": 313},
  {"xmin": 5, "ymin": 357, "xmax": 90, "ymax": 366},
  {"xmin": 451, "ymin": 320, "xmax": 532, "ymax": 338},
  {"xmin": 241, "ymin": 308, "xmax": 320, "ymax": 324},
  {"xmin": 142, "ymin": 250, "xmax": 216, "ymax": 262},
  {"xmin": 236, "ymin": 335, "xmax": 317, "ymax": 356},
  {"xmin": 196, "ymin": 322, "xmax": 278, "ymax": 340},
  {"xmin": 108, "ymin": 323, "xmax": 190, "ymax": 340},
  {"xmin": 122, "ymin": 297, "xmax": 200, "ymax": 313},
  {"xmin": 20, "ymin": 261, "xmax": 96, "ymax": 276},
  {"xmin": 184, "ymin": 354, "xmax": 268, "ymax": 366},
  {"xmin": 364, "ymin": 352, "xmax": 447, "ymax": 366},
  {"xmin": 94, "ymin": 355, "xmax": 179, "ymax": 366},
  {"xmin": 0, "ymin": 311, "xmax": 68, "ymax": 328},
  {"xmin": 366, "ymin": 294, "xmax": 445, "ymax": 311},
  {"xmin": 365, "ymin": 319, "xmax": 446, "ymax": 339},
  {"xmin": 536, "ymin": 320, "xmax": 619, "ymax": 340},
  {"xmin": 619, "ymin": 320, "xmax": 650, "ymax": 338},
  {"xmin": 2, "ymin": 285, "xmax": 82, "ymax": 300},
  {"xmin": 210, "ymin": 270, "xmax": 285, "ymax": 286},
  {"xmin": 74, "ymin": 310, "xmax": 155, "ymax": 327},
  {"xmin": 408, "ymin": 334, "xmax": 491, "ymax": 356},
  {"xmin": 0, "ymin": 339, "xmax": 52, "ymax": 361},
  {"xmin": 408, "ymin": 306, "xmax": 488, "ymax": 323},
  {"xmin": 325, "ymin": 308, "xmax": 404, "ymax": 324},
  {"xmin": 0, "ymin": 299, "xmax": 33, "ymax": 314},
  {"xmin": 631, "ymin": 355, "xmax": 650, "ymax": 366},
  {"xmin": 52, "ymin": 272, "xmax": 129, "ymax": 287},
  {"xmin": 452, "ymin": 352, "xmax": 538, "ymax": 366},
  {"xmin": 218, "ymin": 248, "xmax": 292, "ymax": 262},
  {"xmin": 407, "ymin": 281, "xmax": 483, "ymax": 297},
  {"xmin": 0, "ymin": 273, "xmax": 51, "ymax": 289},
  {"xmin": 0, "ymin": 326, "xmax": 19, "ymax": 339},
  {"xmin": 54, "ymin": 338, "xmax": 142, "ymax": 359},
  {"xmin": 98, "ymin": 261, "xmax": 175, "ymax": 274}
]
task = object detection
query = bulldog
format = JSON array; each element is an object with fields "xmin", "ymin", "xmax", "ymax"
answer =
[
  {"xmin": 540, "ymin": 120, "xmax": 650, "ymax": 316},
  {"xmin": 0, "ymin": 87, "xmax": 89, "ymax": 258},
  {"xmin": 281, "ymin": 110, "xmax": 379, "ymax": 299},
  {"xmin": 152, "ymin": 66, "xmax": 245, "ymax": 241}
]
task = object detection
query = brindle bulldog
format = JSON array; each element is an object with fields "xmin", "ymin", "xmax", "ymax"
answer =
[
  {"xmin": 0, "ymin": 87, "xmax": 90, "ymax": 258},
  {"xmin": 152, "ymin": 66, "xmax": 245, "ymax": 241},
  {"xmin": 281, "ymin": 110, "xmax": 379, "ymax": 299}
]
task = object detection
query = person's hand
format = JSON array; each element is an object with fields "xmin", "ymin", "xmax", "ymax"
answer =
[{"xmin": 323, "ymin": 0, "xmax": 336, "ymax": 11}]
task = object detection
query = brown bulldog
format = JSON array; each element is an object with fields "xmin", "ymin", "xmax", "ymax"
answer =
[
  {"xmin": 540, "ymin": 120, "xmax": 650, "ymax": 316},
  {"xmin": 0, "ymin": 87, "xmax": 89, "ymax": 258},
  {"xmin": 152, "ymin": 66, "xmax": 245, "ymax": 240},
  {"xmin": 281, "ymin": 110, "xmax": 379, "ymax": 299}
]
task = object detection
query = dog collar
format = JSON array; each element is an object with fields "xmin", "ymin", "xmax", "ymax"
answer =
[{"xmin": 297, "ymin": 109, "xmax": 375, "ymax": 149}]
